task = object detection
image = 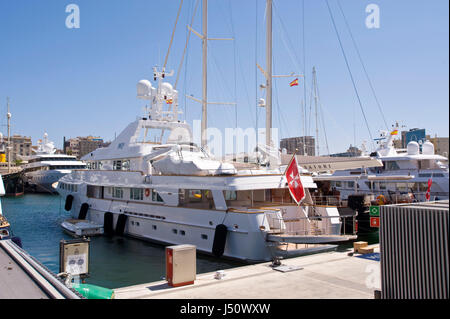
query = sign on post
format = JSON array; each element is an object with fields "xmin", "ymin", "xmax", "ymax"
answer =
[{"xmin": 369, "ymin": 206, "xmax": 380, "ymax": 216}]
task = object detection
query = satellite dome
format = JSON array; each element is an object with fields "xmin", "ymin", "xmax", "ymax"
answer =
[
  {"xmin": 422, "ymin": 141, "xmax": 435, "ymax": 155},
  {"xmin": 160, "ymin": 82, "xmax": 174, "ymax": 97},
  {"xmin": 407, "ymin": 141, "xmax": 420, "ymax": 155},
  {"xmin": 137, "ymin": 79, "xmax": 153, "ymax": 98}
]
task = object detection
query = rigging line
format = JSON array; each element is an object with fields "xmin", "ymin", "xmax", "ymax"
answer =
[
  {"xmin": 164, "ymin": 0, "xmax": 184, "ymax": 69},
  {"xmin": 273, "ymin": 74, "xmax": 292, "ymax": 141},
  {"xmin": 302, "ymin": 0, "xmax": 307, "ymax": 143},
  {"xmin": 319, "ymin": 102, "xmax": 330, "ymax": 154},
  {"xmin": 307, "ymin": 73, "xmax": 314, "ymax": 138},
  {"xmin": 255, "ymin": 0, "xmax": 259, "ymax": 148},
  {"xmin": 223, "ymin": 1, "xmax": 255, "ymax": 132},
  {"xmin": 315, "ymin": 72, "xmax": 330, "ymax": 154},
  {"xmin": 175, "ymin": 0, "xmax": 200, "ymax": 89},
  {"xmin": 226, "ymin": 0, "xmax": 239, "ymax": 130},
  {"xmin": 272, "ymin": 1, "xmax": 302, "ymax": 73},
  {"xmin": 235, "ymin": 49, "xmax": 256, "ymax": 129},
  {"xmin": 336, "ymin": 0, "xmax": 389, "ymax": 130},
  {"xmin": 209, "ymin": 52, "xmax": 235, "ymax": 127},
  {"xmin": 182, "ymin": 0, "xmax": 198, "ymax": 123},
  {"xmin": 325, "ymin": 0, "xmax": 375, "ymax": 148}
]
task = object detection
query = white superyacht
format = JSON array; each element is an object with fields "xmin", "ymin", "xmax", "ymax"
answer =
[
  {"xmin": 56, "ymin": 68, "xmax": 364, "ymax": 262},
  {"xmin": 327, "ymin": 124, "xmax": 449, "ymax": 202},
  {"xmin": 21, "ymin": 133, "xmax": 86, "ymax": 193},
  {"xmin": 55, "ymin": 0, "xmax": 388, "ymax": 261}
]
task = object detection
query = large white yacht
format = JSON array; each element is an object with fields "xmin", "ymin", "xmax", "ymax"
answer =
[
  {"xmin": 53, "ymin": 0, "xmax": 393, "ymax": 261},
  {"xmin": 21, "ymin": 133, "xmax": 86, "ymax": 193},
  {"xmin": 55, "ymin": 68, "xmax": 366, "ymax": 262},
  {"xmin": 328, "ymin": 124, "xmax": 449, "ymax": 202}
]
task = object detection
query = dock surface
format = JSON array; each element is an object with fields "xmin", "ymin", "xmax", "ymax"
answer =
[
  {"xmin": 0, "ymin": 239, "xmax": 81, "ymax": 299},
  {"xmin": 0, "ymin": 241, "xmax": 50, "ymax": 299},
  {"xmin": 114, "ymin": 250, "xmax": 380, "ymax": 299}
]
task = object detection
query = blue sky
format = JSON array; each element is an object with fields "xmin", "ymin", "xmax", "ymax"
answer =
[{"xmin": 0, "ymin": 0, "xmax": 448, "ymax": 154}]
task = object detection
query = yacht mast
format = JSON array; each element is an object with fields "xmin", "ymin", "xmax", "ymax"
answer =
[
  {"xmin": 265, "ymin": 0, "xmax": 273, "ymax": 147},
  {"xmin": 313, "ymin": 66, "xmax": 319, "ymax": 156},
  {"xmin": 201, "ymin": 0, "xmax": 208, "ymax": 148}
]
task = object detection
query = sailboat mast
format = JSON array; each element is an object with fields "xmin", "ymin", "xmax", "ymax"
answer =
[
  {"xmin": 201, "ymin": 0, "xmax": 208, "ymax": 148},
  {"xmin": 265, "ymin": 0, "xmax": 273, "ymax": 147},
  {"xmin": 313, "ymin": 66, "xmax": 319, "ymax": 156}
]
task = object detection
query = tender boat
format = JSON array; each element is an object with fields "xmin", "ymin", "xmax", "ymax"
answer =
[{"xmin": 61, "ymin": 219, "xmax": 104, "ymax": 238}]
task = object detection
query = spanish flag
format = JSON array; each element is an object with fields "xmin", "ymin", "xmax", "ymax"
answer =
[
  {"xmin": 290, "ymin": 78, "xmax": 299, "ymax": 87},
  {"xmin": 166, "ymin": 99, "xmax": 173, "ymax": 105},
  {"xmin": 391, "ymin": 129, "xmax": 398, "ymax": 136}
]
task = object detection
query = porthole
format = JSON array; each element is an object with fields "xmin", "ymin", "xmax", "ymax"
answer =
[
  {"xmin": 180, "ymin": 230, "xmax": 186, "ymax": 236},
  {"xmin": 152, "ymin": 225, "xmax": 157, "ymax": 230},
  {"xmin": 172, "ymin": 229, "xmax": 178, "ymax": 234},
  {"xmin": 201, "ymin": 234, "xmax": 208, "ymax": 240}
]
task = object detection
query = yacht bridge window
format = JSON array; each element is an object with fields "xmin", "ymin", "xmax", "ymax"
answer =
[
  {"xmin": 113, "ymin": 160, "xmax": 130, "ymax": 171},
  {"xmin": 384, "ymin": 161, "xmax": 401, "ymax": 171},
  {"xmin": 112, "ymin": 187, "xmax": 124, "ymax": 199},
  {"xmin": 130, "ymin": 188, "xmax": 144, "ymax": 201}
]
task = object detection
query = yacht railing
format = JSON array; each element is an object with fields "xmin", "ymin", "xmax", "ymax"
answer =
[
  {"xmin": 312, "ymin": 191, "xmax": 448, "ymax": 207},
  {"xmin": 265, "ymin": 214, "xmax": 357, "ymax": 237},
  {"xmin": 358, "ymin": 191, "xmax": 448, "ymax": 204},
  {"xmin": 310, "ymin": 195, "xmax": 343, "ymax": 207}
]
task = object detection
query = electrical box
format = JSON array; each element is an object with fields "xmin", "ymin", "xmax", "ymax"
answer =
[
  {"xmin": 166, "ymin": 244, "xmax": 196, "ymax": 287},
  {"xmin": 60, "ymin": 238, "xmax": 90, "ymax": 278}
]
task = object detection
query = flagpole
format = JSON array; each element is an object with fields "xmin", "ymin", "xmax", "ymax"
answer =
[{"xmin": 284, "ymin": 148, "xmax": 299, "ymax": 176}]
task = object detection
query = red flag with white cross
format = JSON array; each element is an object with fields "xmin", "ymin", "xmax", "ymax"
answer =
[
  {"xmin": 285, "ymin": 155, "xmax": 305, "ymax": 205},
  {"xmin": 425, "ymin": 178, "xmax": 432, "ymax": 201}
]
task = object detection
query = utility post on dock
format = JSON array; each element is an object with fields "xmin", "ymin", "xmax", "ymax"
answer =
[{"xmin": 6, "ymin": 97, "xmax": 11, "ymax": 174}]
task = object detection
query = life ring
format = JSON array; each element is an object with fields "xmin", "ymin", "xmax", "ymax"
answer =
[
  {"xmin": 145, "ymin": 188, "xmax": 151, "ymax": 197},
  {"xmin": 376, "ymin": 195, "xmax": 385, "ymax": 205}
]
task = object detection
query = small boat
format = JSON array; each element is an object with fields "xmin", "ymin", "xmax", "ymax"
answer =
[{"xmin": 61, "ymin": 219, "xmax": 103, "ymax": 237}]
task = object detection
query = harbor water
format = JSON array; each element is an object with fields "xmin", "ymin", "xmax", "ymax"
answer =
[
  {"xmin": 2, "ymin": 194, "xmax": 379, "ymax": 289},
  {"xmin": 2, "ymin": 194, "xmax": 244, "ymax": 289}
]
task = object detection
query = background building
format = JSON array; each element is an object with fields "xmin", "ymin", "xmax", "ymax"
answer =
[
  {"xmin": 398, "ymin": 128, "xmax": 448, "ymax": 158},
  {"xmin": 6, "ymin": 135, "xmax": 32, "ymax": 162},
  {"xmin": 64, "ymin": 136, "xmax": 109, "ymax": 159},
  {"xmin": 428, "ymin": 136, "xmax": 449, "ymax": 158},
  {"xmin": 329, "ymin": 144, "xmax": 362, "ymax": 157},
  {"xmin": 280, "ymin": 136, "xmax": 315, "ymax": 156}
]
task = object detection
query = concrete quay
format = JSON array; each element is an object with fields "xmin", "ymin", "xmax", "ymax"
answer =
[
  {"xmin": 0, "ymin": 239, "xmax": 81, "ymax": 299},
  {"xmin": 114, "ymin": 249, "xmax": 380, "ymax": 299}
]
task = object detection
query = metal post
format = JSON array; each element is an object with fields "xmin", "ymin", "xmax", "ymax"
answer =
[{"xmin": 7, "ymin": 97, "xmax": 11, "ymax": 174}]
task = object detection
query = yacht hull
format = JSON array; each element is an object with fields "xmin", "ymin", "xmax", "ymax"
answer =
[{"xmin": 67, "ymin": 197, "xmax": 277, "ymax": 262}]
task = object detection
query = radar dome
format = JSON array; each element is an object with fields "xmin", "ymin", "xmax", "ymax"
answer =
[
  {"xmin": 137, "ymin": 80, "xmax": 153, "ymax": 98},
  {"xmin": 160, "ymin": 82, "xmax": 174, "ymax": 97},
  {"xmin": 422, "ymin": 141, "xmax": 435, "ymax": 155},
  {"xmin": 407, "ymin": 141, "xmax": 420, "ymax": 155}
]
